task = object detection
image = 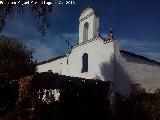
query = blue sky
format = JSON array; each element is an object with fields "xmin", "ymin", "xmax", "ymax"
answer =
[{"xmin": 1, "ymin": 0, "xmax": 160, "ymax": 62}]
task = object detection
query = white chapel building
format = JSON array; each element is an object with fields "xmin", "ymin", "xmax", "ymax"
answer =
[{"xmin": 37, "ymin": 8, "xmax": 160, "ymax": 96}]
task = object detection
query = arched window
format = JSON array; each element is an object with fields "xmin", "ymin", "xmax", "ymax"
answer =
[
  {"xmin": 83, "ymin": 22, "xmax": 89, "ymax": 42},
  {"xmin": 81, "ymin": 53, "xmax": 88, "ymax": 73}
]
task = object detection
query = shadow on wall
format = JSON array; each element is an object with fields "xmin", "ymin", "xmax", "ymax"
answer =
[
  {"xmin": 99, "ymin": 54, "xmax": 134, "ymax": 96},
  {"xmin": 99, "ymin": 54, "xmax": 115, "ymax": 81}
]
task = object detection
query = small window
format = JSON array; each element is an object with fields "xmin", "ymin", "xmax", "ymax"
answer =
[
  {"xmin": 81, "ymin": 53, "xmax": 88, "ymax": 73},
  {"xmin": 48, "ymin": 70, "xmax": 52, "ymax": 73}
]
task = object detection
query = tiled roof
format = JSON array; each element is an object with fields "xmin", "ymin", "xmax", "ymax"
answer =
[
  {"xmin": 37, "ymin": 54, "xmax": 67, "ymax": 65},
  {"xmin": 120, "ymin": 50, "xmax": 160, "ymax": 65}
]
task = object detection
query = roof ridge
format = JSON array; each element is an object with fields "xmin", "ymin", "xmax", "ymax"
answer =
[
  {"xmin": 37, "ymin": 54, "xmax": 67, "ymax": 65},
  {"xmin": 120, "ymin": 50, "xmax": 160, "ymax": 65}
]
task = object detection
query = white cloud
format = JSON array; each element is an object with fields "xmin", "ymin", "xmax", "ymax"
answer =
[
  {"xmin": 140, "ymin": 52, "xmax": 160, "ymax": 56},
  {"xmin": 29, "ymin": 32, "xmax": 78, "ymax": 61},
  {"xmin": 25, "ymin": 39, "xmax": 54, "ymax": 61},
  {"xmin": 119, "ymin": 38, "xmax": 160, "ymax": 61},
  {"xmin": 118, "ymin": 38, "xmax": 160, "ymax": 52},
  {"xmin": 140, "ymin": 52, "xmax": 160, "ymax": 61},
  {"xmin": 119, "ymin": 38, "xmax": 147, "ymax": 47}
]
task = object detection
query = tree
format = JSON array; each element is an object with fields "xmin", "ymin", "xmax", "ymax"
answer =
[
  {"xmin": 0, "ymin": 35, "xmax": 36, "ymax": 80},
  {"xmin": 116, "ymin": 90, "xmax": 160, "ymax": 120},
  {"xmin": 0, "ymin": 0, "xmax": 53, "ymax": 38},
  {"xmin": 0, "ymin": 35, "xmax": 36, "ymax": 115}
]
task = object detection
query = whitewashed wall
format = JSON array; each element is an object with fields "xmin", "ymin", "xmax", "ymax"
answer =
[
  {"xmin": 115, "ymin": 51, "xmax": 160, "ymax": 96},
  {"xmin": 37, "ymin": 38, "xmax": 160, "ymax": 97},
  {"xmin": 37, "ymin": 38, "xmax": 115, "ymax": 82},
  {"xmin": 67, "ymin": 38, "xmax": 115, "ymax": 80},
  {"xmin": 37, "ymin": 57, "xmax": 68, "ymax": 75}
]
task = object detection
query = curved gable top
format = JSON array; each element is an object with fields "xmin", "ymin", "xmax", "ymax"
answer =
[{"xmin": 80, "ymin": 7, "xmax": 98, "ymax": 19}]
